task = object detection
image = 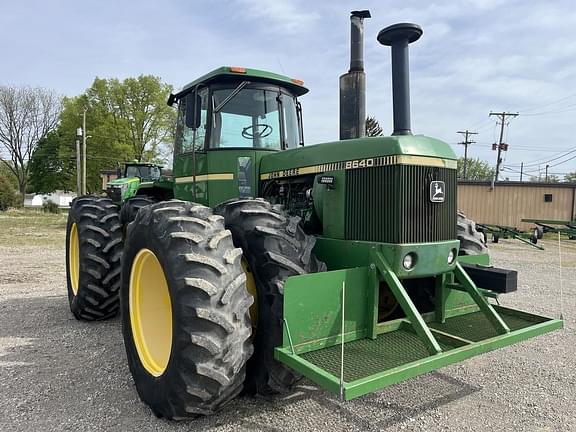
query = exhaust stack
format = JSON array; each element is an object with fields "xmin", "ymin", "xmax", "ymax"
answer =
[
  {"xmin": 339, "ymin": 10, "xmax": 371, "ymax": 140},
  {"xmin": 377, "ymin": 23, "xmax": 423, "ymax": 135}
]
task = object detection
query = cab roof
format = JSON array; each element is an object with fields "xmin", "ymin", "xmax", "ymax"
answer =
[{"xmin": 175, "ymin": 66, "xmax": 309, "ymax": 98}]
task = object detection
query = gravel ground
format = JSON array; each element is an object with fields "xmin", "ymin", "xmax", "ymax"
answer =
[{"xmin": 1, "ymin": 225, "xmax": 574, "ymax": 431}]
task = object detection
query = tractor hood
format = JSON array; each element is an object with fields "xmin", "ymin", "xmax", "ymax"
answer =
[
  {"xmin": 259, "ymin": 135, "xmax": 457, "ymax": 180},
  {"xmin": 107, "ymin": 177, "xmax": 140, "ymax": 186}
]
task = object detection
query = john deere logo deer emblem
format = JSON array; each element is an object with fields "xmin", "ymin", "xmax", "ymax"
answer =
[{"xmin": 430, "ymin": 181, "xmax": 445, "ymax": 203}]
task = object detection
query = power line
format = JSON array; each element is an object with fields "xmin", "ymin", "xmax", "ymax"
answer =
[
  {"xmin": 517, "ymin": 92, "xmax": 576, "ymax": 113},
  {"xmin": 521, "ymin": 102, "xmax": 576, "ymax": 116},
  {"xmin": 506, "ymin": 147, "xmax": 576, "ymax": 168},
  {"xmin": 547, "ymin": 153, "xmax": 576, "ymax": 168}
]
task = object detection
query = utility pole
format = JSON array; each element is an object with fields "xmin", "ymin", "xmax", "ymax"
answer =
[
  {"xmin": 82, "ymin": 108, "xmax": 87, "ymax": 195},
  {"xmin": 75, "ymin": 128, "xmax": 82, "ymax": 195},
  {"xmin": 520, "ymin": 162, "xmax": 523, "ymax": 182},
  {"xmin": 490, "ymin": 111, "xmax": 518, "ymax": 186},
  {"xmin": 545, "ymin": 164, "xmax": 549, "ymax": 182},
  {"xmin": 457, "ymin": 130, "xmax": 478, "ymax": 179}
]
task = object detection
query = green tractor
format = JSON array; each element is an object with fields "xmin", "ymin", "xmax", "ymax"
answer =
[
  {"xmin": 105, "ymin": 161, "xmax": 173, "ymax": 224},
  {"xmin": 105, "ymin": 161, "xmax": 163, "ymax": 204},
  {"xmin": 65, "ymin": 17, "xmax": 561, "ymax": 420}
]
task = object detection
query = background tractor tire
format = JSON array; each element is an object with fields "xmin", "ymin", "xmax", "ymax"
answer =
[
  {"xmin": 457, "ymin": 211, "xmax": 488, "ymax": 256},
  {"xmin": 65, "ymin": 196, "xmax": 123, "ymax": 320},
  {"xmin": 534, "ymin": 226, "xmax": 544, "ymax": 240},
  {"xmin": 119, "ymin": 195, "xmax": 157, "ymax": 226},
  {"xmin": 121, "ymin": 200, "xmax": 253, "ymax": 419},
  {"xmin": 215, "ymin": 198, "xmax": 326, "ymax": 396}
]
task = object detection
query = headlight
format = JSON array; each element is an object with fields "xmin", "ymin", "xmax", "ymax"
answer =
[
  {"xmin": 447, "ymin": 249, "xmax": 456, "ymax": 265},
  {"xmin": 402, "ymin": 253, "xmax": 416, "ymax": 270}
]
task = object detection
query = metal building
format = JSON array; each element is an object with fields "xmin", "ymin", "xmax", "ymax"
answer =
[{"xmin": 458, "ymin": 181, "xmax": 576, "ymax": 231}]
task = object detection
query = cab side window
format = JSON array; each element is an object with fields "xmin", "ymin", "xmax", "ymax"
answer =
[{"xmin": 175, "ymin": 89, "xmax": 208, "ymax": 154}]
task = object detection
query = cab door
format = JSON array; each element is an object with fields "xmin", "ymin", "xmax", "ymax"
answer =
[{"xmin": 173, "ymin": 88, "xmax": 209, "ymax": 205}]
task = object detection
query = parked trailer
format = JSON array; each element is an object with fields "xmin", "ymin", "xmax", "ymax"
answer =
[
  {"xmin": 476, "ymin": 223, "xmax": 544, "ymax": 250},
  {"xmin": 522, "ymin": 218, "xmax": 576, "ymax": 240}
]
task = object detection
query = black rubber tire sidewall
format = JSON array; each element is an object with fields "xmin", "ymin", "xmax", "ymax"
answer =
[
  {"xmin": 216, "ymin": 198, "xmax": 326, "ymax": 395},
  {"xmin": 65, "ymin": 196, "xmax": 122, "ymax": 320},
  {"xmin": 120, "ymin": 201, "xmax": 253, "ymax": 419}
]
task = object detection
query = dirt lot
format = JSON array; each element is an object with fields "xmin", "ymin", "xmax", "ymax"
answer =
[{"xmin": 1, "ymin": 211, "xmax": 574, "ymax": 431}]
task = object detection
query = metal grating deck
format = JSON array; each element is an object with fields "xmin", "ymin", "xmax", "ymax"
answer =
[
  {"xmin": 298, "ymin": 310, "xmax": 548, "ymax": 383},
  {"xmin": 299, "ymin": 328, "xmax": 458, "ymax": 382},
  {"xmin": 429, "ymin": 309, "xmax": 548, "ymax": 342}
]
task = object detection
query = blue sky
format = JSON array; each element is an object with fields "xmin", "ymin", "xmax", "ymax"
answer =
[{"xmin": 2, "ymin": 0, "xmax": 575, "ymax": 179}]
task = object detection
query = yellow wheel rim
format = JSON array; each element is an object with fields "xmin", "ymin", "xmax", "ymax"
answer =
[
  {"xmin": 242, "ymin": 258, "xmax": 258, "ymax": 327},
  {"xmin": 129, "ymin": 249, "xmax": 173, "ymax": 377},
  {"xmin": 68, "ymin": 223, "xmax": 80, "ymax": 296}
]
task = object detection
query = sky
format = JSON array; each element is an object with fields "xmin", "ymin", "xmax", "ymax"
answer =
[{"xmin": 1, "ymin": 0, "xmax": 575, "ymax": 180}]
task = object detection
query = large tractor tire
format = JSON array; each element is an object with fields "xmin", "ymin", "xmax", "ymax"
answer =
[
  {"xmin": 457, "ymin": 211, "xmax": 488, "ymax": 256},
  {"xmin": 119, "ymin": 195, "xmax": 157, "ymax": 226},
  {"xmin": 121, "ymin": 200, "xmax": 253, "ymax": 419},
  {"xmin": 65, "ymin": 196, "xmax": 123, "ymax": 320},
  {"xmin": 215, "ymin": 198, "xmax": 326, "ymax": 396}
]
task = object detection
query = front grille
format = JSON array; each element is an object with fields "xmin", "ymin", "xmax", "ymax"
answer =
[
  {"xmin": 106, "ymin": 186, "xmax": 122, "ymax": 202},
  {"xmin": 345, "ymin": 165, "xmax": 456, "ymax": 243}
]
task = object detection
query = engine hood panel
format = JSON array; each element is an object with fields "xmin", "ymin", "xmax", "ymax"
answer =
[{"xmin": 259, "ymin": 135, "xmax": 457, "ymax": 179}]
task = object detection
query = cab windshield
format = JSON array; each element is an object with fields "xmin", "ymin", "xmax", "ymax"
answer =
[
  {"xmin": 210, "ymin": 86, "xmax": 300, "ymax": 150},
  {"xmin": 125, "ymin": 165, "xmax": 161, "ymax": 181}
]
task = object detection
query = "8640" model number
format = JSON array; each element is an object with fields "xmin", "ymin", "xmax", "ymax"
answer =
[{"xmin": 345, "ymin": 158, "xmax": 375, "ymax": 169}]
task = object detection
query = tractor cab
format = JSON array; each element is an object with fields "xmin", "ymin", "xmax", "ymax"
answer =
[
  {"xmin": 123, "ymin": 162, "xmax": 162, "ymax": 182},
  {"xmin": 105, "ymin": 161, "xmax": 163, "ymax": 204},
  {"xmin": 168, "ymin": 66, "xmax": 307, "ymax": 206}
]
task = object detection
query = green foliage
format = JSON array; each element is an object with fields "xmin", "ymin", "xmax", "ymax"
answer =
[
  {"xmin": 365, "ymin": 116, "xmax": 384, "ymax": 137},
  {"xmin": 564, "ymin": 172, "xmax": 576, "ymax": 183},
  {"xmin": 42, "ymin": 200, "xmax": 60, "ymax": 214},
  {"xmin": 87, "ymin": 75, "xmax": 175, "ymax": 161},
  {"xmin": 529, "ymin": 175, "xmax": 560, "ymax": 183},
  {"xmin": 457, "ymin": 157, "xmax": 495, "ymax": 181},
  {"xmin": 28, "ymin": 131, "xmax": 75, "ymax": 193},
  {"xmin": 0, "ymin": 162, "xmax": 18, "ymax": 190},
  {"xmin": 48, "ymin": 75, "xmax": 175, "ymax": 193},
  {"xmin": 0, "ymin": 175, "xmax": 18, "ymax": 211}
]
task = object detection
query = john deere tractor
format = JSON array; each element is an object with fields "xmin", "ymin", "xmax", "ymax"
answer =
[{"xmin": 65, "ymin": 17, "xmax": 562, "ymax": 420}]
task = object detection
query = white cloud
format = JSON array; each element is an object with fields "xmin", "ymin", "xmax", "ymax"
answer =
[{"xmin": 233, "ymin": 0, "xmax": 321, "ymax": 32}]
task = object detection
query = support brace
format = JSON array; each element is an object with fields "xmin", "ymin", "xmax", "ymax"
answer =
[
  {"xmin": 454, "ymin": 262, "xmax": 510, "ymax": 334},
  {"xmin": 371, "ymin": 250, "xmax": 442, "ymax": 355}
]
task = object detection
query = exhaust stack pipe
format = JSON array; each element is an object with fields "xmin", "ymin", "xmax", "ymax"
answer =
[
  {"xmin": 377, "ymin": 23, "xmax": 423, "ymax": 135},
  {"xmin": 339, "ymin": 10, "xmax": 371, "ymax": 140}
]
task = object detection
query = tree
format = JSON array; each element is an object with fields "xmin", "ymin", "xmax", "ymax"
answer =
[
  {"xmin": 0, "ymin": 175, "xmax": 18, "ymax": 211},
  {"xmin": 0, "ymin": 86, "xmax": 62, "ymax": 201},
  {"xmin": 43, "ymin": 75, "xmax": 175, "ymax": 193},
  {"xmin": 87, "ymin": 75, "xmax": 175, "ymax": 161},
  {"xmin": 0, "ymin": 161, "xmax": 18, "ymax": 190},
  {"xmin": 28, "ymin": 130, "xmax": 75, "ymax": 193},
  {"xmin": 457, "ymin": 157, "xmax": 495, "ymax": 181},
  {"xmin": 365, "ymin": 115, "xmax": 384, "ymax": 137},
  {"xmin": 564, "ymin": 172, "xmax": 576, "ymax": 183},
  {"xmin": 529, "ymin": 175, "xmax": 560, "ymax": 183},
  {"xmin": 56, "ymin": 95, "xmax": 132, "ymax": 193}
]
